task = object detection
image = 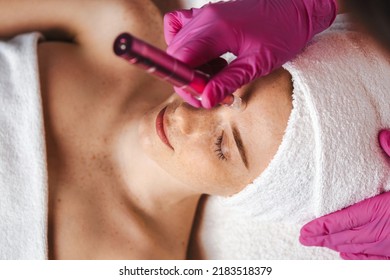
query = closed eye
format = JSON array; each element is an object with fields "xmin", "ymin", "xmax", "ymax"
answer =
[{"xmin": 215, "ymin": 132, "xmax": 227, "ymax": 161}]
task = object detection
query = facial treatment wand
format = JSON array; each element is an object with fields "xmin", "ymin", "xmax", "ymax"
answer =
[{"xmin": 113, "ymin": 33, "xmax": 242, "ymax": 108}]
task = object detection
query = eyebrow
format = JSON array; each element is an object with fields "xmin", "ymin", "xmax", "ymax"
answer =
[{"xmin": 232, "ymin": 125, "xmax": 249, "ymax": 169}]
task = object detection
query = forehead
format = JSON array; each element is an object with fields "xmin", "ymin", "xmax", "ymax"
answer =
[{"xmin": 234, "ymin": 69, "xmax": 293, "ymax": 178}]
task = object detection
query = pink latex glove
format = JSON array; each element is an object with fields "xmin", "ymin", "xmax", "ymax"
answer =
[
  {"xmin": 164, "ymin": 0, "xmax": 337, "ymax": 108},
  {"xmin": 300, "ymin": 130, "xmax": 390, "ymax": 260}
]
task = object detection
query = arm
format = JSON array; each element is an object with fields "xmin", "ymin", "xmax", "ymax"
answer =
[{"xmin": 0, "ymin": 0, "xmax": 102, "ymax": 41}]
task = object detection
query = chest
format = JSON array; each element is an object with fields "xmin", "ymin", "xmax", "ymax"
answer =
[{"xmin": 36, "ymin": 42, "xmax": 178, "ymax": 259}]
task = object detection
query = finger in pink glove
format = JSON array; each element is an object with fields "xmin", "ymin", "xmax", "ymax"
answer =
[
  {"xmin": 340, "ymin": 252, "xmax": 390, "ymax": 260},
  {"xmin": 164, "ymin": 0, "xmax": 338, "ymax": 108},
  {"xmin": 299, "ymin": 191, "xmax": 390, "ymax": 260},
  {"xmin": 379, "ymin": 129, "xmax": 390, "ymax": 157}
]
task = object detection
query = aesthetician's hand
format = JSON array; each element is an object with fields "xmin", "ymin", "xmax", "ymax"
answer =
[
  {"xmin": 299, "ymin": 130, "xmax": 390, "ymax": 260},
  {"xmin": 164, "ymin": 0, "xmax": 338, "ymax": 108}
]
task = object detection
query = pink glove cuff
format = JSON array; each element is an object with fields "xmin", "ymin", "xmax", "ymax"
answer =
[{"xmin": 302, "ymin": 0, "xmax": 338, "ymax": 40}]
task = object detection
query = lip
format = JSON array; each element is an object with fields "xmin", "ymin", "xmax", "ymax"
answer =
[{"xmin": 156, "ymin": 106, "xmax": 174, "ymax": 150}]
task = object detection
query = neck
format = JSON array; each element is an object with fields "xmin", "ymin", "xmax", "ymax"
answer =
[
  {"xmin": 117, "ymin": 165, "xmax": 201, "ymax": 259},
  {"xmin": 48, "ymin": 109, "xmax": 201, "ymax": 259},
  {"xmin": 111, "ymin": 117, "xmax": 202, "ymax": 258}
]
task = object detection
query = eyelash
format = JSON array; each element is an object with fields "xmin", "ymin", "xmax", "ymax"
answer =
[{"xmin": 215, "ymin": 132, "xmax": 227, "ymax": 161}]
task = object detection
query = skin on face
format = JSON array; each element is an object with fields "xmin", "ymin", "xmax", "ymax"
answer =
[{"xmin": 139, "ymin": 68, "xmax": 293, "ymax": 197}]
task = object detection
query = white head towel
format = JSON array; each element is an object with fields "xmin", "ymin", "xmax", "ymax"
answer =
[
  {"xmin": 216, "ymin": 16, "xmax": 390, "ymax": 224},
  {"xmin": 191, "ymin": 15, "xmax": 390, "ymax": 260}
]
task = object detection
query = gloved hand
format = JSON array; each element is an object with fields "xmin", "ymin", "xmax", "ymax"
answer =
[
  {"xmin": 164, "ymin": 0, "xmax": 338, "ymax": 108},
  {"xmin": 299, "ymin": 130, "xmax": 390, "ymax": 260}
]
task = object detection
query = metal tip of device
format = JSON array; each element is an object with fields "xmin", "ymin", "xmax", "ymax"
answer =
[
  {"xmin": 230, "ymin": 95, "xmax": 244, "ymax": 110},
  {"xmin": 221, "ymin": 95, "xmax": 245, "ymax": 111}
]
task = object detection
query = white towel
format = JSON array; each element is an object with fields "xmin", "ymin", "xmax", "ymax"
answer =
[
  {"xmin": 191, "ymin": 15, "xmax": 390, "ymax": 259},
  {"xmin": 0, "ymin": 33, "xmax": 48, "ymax": 259},
  {"xmin": 190, "ymin": 198, "xmax": 339, "ymax": 259},
  {"xmin": 220, "ymin": 14, "xmax": 390, "ymax": 222}
]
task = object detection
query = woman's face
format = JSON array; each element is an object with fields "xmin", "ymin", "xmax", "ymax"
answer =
[{"xmin": 138, "ymin": 69, "xmax": 293, "ymax": 196}]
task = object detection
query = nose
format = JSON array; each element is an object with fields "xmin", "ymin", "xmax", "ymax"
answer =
[{"xmin": 174, "ymin": 102, "xmax": 221, "ymax": 136}]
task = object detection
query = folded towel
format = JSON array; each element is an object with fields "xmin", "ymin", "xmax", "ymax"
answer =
[
  {"xmin": 191, "ymin": 15, "xmax": 390, "ymax": 259},
  {"xmin": 190, "ymin": 198, "xmax": 339, "ymax": 260},
  {"xmin": 0, "ymin": 33, "xmax": 48, "ymax": 260}
]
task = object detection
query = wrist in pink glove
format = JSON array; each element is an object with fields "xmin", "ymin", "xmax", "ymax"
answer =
[{"xmin": 164, "ymin": 0, "xmax": 338, "ymax": 108}]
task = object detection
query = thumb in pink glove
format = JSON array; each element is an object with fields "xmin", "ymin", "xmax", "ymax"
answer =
[
  {"xmin": 300, "ymin": 130, "xmax": 390, "ymax": 260},
  {"xmin": 164, "ymin": 0, "xmax": 337, "ymax": 108}
]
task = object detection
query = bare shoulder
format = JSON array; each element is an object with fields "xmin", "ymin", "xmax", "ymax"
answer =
[{"xmin": 75, "ymin": 0, "xmax": 167, "ymax": 62}]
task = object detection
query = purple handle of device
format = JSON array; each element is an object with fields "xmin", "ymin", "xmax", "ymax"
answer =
[{"xmin": 113, "ymin": 33, "xmax": 209, "ymax": 96}]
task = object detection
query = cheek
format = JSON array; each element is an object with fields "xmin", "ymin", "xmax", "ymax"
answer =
[
  {"xmin": 172, "ymin": 145, "xmax": 220, "ymax": 186},
  {"xmin": 172, "ymin": 143, "xmax": 250, "ymax": 196}
]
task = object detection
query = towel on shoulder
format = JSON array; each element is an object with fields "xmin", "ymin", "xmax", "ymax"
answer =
[{"xmin": 0, "ymin": 33, "xmax": 48, "ymax": 260}]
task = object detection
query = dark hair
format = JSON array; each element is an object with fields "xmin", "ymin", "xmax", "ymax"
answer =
[{"xmin": 345, "ymin": 0, "xmax": 390, "ymax": 50}]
